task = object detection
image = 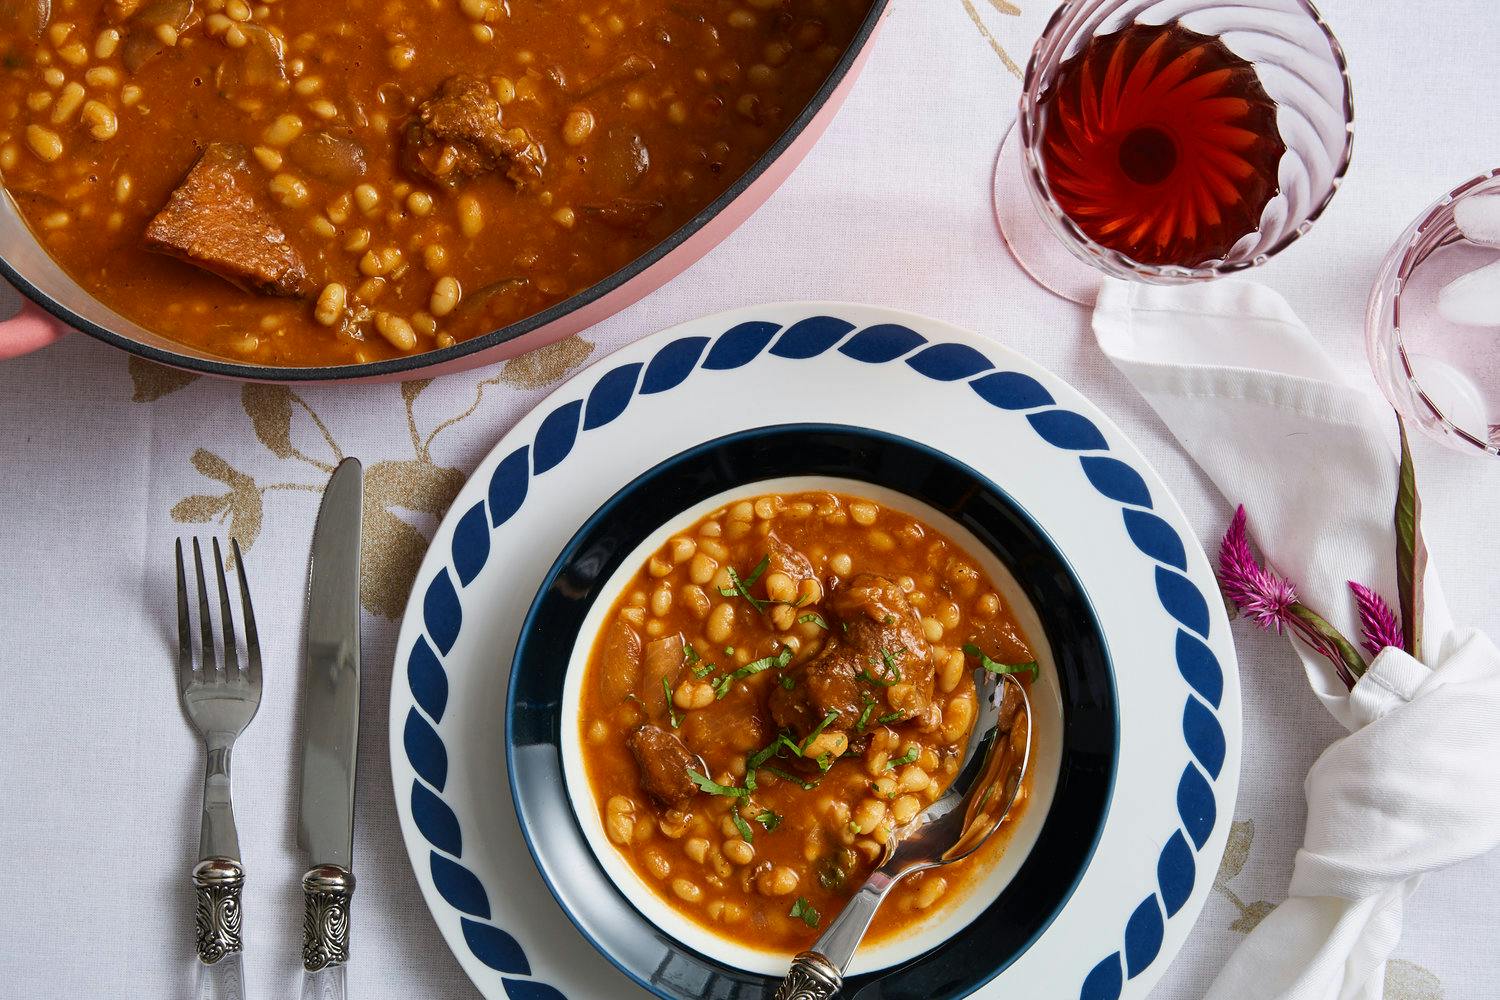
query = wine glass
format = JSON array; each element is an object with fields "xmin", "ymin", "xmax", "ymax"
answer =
[
  {"xmin": 1367, "ymin": 170, "xmax": 1500, "ymax": 457},
  {"xmin": 993, "ymin": 0, "xmax": 1355, "ymax": 304}
]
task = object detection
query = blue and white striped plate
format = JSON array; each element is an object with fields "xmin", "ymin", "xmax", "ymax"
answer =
[{"xmin": 389, "ymin": 303, "xmax": 1241, "ymax": 1000}]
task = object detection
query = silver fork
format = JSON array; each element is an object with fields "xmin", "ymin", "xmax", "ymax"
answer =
[{"xmin": 176, "ymin": 537, "xmax": 262, "ymax": 988}]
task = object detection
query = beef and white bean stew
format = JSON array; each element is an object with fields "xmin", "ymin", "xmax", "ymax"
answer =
[
  {"xmin": 0, "ymin": 0, "xmax": 873, "ymax": 365},
  {"xmin": 579, "ymin": 491, "xmax": 1038, "ymax": 951}
]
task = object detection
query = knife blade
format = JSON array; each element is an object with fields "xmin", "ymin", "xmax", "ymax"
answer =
[{"xmin": 297, "ymin": 456, "xmax": 363, "ymax": 973}]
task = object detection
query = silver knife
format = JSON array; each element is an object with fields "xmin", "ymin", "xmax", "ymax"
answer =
[{"xmin": 297, "ymin": 457, "xmax": 363, "ymax": 992}]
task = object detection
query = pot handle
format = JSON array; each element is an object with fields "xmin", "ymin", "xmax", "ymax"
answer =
[{"xmin": 0, "ymin": 297, "xmax": 68, "ymax": 360}]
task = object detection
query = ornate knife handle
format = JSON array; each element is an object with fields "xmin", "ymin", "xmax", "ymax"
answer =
[
  {"xmin": 193, "ymin": 857, "xmax": 245, "ymax": 965},
  {"xmin": 772, "ymin": 951, "xmax": 842, "ymax": 1000},
  {"xmin": 302, "ymin": 865, "xmax": 355, "ymax": 972}
]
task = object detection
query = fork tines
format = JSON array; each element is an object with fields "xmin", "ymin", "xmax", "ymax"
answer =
[{"xmin": 175, "ymin": 537, "xmax": 262, "ymax": 691}]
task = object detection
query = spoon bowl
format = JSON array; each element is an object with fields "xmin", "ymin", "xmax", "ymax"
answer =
[{"xmin": 773, "ymin": 669, "xmax": 1034, "ymax": 999}]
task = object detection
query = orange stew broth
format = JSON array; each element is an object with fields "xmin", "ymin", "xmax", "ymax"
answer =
[
  {"xmin": 578, "ymin": 491, "xmax": 1036, "ymax": 953},
  {"xmin": 0, "ymin": 0, "xmax": 872, "ymax": 365}
]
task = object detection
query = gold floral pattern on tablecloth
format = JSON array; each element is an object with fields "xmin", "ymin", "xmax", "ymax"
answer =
[
  {"xmin": 961, "ymin": 0, "xmax": 1023, "ymax": 78},
  {"xmin": 134, "ymin": 336, "xmax": 595, "ymax": 617},
  {"xmin": 1213, "ymin": 819, "xmax": 1277, "ymax": 933}
]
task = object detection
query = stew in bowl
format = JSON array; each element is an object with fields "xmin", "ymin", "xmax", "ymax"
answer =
[{"xmin": 576, "ymin": 488, "xmax": 1043, "ymax": 959}]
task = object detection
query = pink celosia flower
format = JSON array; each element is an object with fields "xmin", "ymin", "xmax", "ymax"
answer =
[
  {"xmin": 1218, "ymin": 505, "xmax": 1298, "ymax": 635},
  {"xmin": 1348, "ymin": 582, "xmax": 1405, "ymax": 657}
]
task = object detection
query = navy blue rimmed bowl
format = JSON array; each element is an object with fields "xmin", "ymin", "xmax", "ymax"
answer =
[{"xmin": 505, "ymin": 424, "xmax": 1118, "ymax": 999}]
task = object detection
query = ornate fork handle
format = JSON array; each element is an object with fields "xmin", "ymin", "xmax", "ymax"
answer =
[
  {"xmin": 302, "ymin": 865, "xmax": 355, "ymax": 971},
  {"xmin": 193, "ymin": 857, "xmax": 245, "ymax": 964}
]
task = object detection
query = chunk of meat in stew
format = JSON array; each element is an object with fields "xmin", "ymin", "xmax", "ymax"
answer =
[
  {"xmin": 830, "ymin": 574, "xmax": 934, "ymax": 721},
  {"xmin": 144, "ymin": 142, "xmax": 314, "ymax": 298},
  {"xmin": 766, "ymin": 532, "xmax": 816, "ymax": 584},
  {"xmin": 626, "ymin": 724, "xmax": 702, "ymax": 808},
  {"xmin": 640, "ymin": 632, "xmax": 685, "ymax": 719},
  {"xmin": 400, "ymin": 74, "xmax": 545, "ymax": 190},
  {"xmin": 770, "ymin": 574, "xmax": 934, "ymax": 738}
]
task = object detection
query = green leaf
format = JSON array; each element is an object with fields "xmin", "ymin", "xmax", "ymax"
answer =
[
  {"xmin": 755, "ymin": 810, "xmax": 781, "ymax": 832},
  {"xmin": 885, "ymin": 747, "xmax": 920, "ymax": 771},
  {"xmin": 798, "ymin": 710, "xmax": 841, "ymax": 754},
  {"xmin": 789, "ymin": 897, "xmax": 820, "ymax": 928},
  {"xmin": 731, "ymin": 811, "xmax": 755, "ymax": 844},
  {"xmin": 686, "ymin": 770, "xmax": 747, "ymax": 797},
  {"xmin": 719, "ymin": 554, "xmax": 770, "ymax": 612},
  {"xmin": 963, "ymin": 643, "xmax": 1040, "ymax": 681},
  {"xmin": 797, "ymin": 612, "xmax": 829, "ymax": 630},
  {"xmin": 1395, "ymin": 416, "xmax": 1426, "ymax": 661},
  {"xmin": 663, "ymin": 677, "xmax": 681, "ymax": 728},
  {"xmin": 764, "ymin": 766, "xmax": 818, "ymax": 790}
]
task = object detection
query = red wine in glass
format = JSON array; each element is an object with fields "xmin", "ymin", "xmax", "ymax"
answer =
[{"xmin": 1037, "ymin": 21, "xmax": 1287, "ymax": 266}]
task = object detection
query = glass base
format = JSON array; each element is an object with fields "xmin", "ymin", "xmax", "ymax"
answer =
[{"xmin": 994, "ymin": 123, "xmax": 1102, "ymax": 307}]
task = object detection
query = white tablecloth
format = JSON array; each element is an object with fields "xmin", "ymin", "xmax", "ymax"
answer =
[{"xmin": 1, "ymin": 2, "xmax": 1496, "ymax": 997}]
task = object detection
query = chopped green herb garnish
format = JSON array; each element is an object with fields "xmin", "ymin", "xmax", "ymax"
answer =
[
  {"xmin": 683, "ymin": 643, "xmax": 700, "ymax": 665},
  {"xmin": 877, "ymin": 710, "xmax": 904, "ymax": 725},
  {"xmin": 719, "ymin": 554, "xmax": 770, "ymax": 612},
  {"xmin": 692, "ymin": 662, "xmax": 714, "ymax": 678},
  {"xmin": 883, "ymin": 614, "xmax": 896, "ymax": 625},
  {"xmin": 855, "ymin": 691, "xmax": 876, "ymax": 732},
  {"xmin": 724, "ymin": 645, "xmax": 735, "ymax": 655},
  {"xmin": 687, "ymin": 769, "xmax": 749, "ymax": 797},
  {"xmin": 732, "ymin": 811, "xmax": 755, "ymax": 843},
  {"xmin": 764, "ymin": 766, "xmax": 819, "ymax": 790},
  {"xmin": 662, "ymin": 677, "xmax": 681, "ymax": 728},
  {"xmin": 756, "ymin": 809, "xmax": 782, "ymax": 832},
  {"xmin": 747, "ymin": 739, "xmax": 782, "ymax": 772},
  {"xmin": 798, "ymin": 710, "xmax": 842, "ymax": 754},
  {"xmin": 816, "ymin": 753, "xmax": 834, "ymax": 772},
  {"xmin": 963, "ymin": 643, "xmax": 1040, "ymax": 682},
  {"xmin": 885, "ymin": 747, "xmax": 920, "ymax": 771},
  {"xmin": 857, "ymin": 648, "xmax": 903, "ymax": 687},
  {"xmin": 779, "ymin": 674, "xmax": 795, "ymax": 690},
  {"xmin": 789, "ymin": 897, "xmax": 820, "ymax": 928},
  {"xmin": 797, "ymin": 612, "xmax": 829, "ymax": 630},
  {"xmin": 713, "ymin": 646, "xmax": 794, "ymax": 700}
]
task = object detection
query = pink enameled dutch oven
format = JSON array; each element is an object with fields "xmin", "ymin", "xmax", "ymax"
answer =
[{"xmin": 0, "ymin": 3, "xmax": 888, "ymax": 384}]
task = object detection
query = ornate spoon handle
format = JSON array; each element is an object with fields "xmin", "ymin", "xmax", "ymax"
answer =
[
  {"xmin": 772, "ymin": 869, "xmax": 897, "ymax": 999},
  {"xmin": 773, "ymin": 951, "xmax": 842, "ymax": 1000}
]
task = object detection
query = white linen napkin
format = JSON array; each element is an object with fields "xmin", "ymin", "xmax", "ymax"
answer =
[{"xmin": 1092, "ymin": 279, "xmax": 1500, "ymax": 1000}]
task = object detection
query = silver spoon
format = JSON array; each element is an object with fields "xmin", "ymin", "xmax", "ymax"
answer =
[{"xmin": 771, "ymin": 668, "xmax": 1033, "ymax": 1000}]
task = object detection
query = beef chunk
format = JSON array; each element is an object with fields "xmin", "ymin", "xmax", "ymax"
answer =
[
  {"xmin": 830, "ymin": 574, "xmax": 934, "ymax": 722},
  {"xmin": 766, "ymin": 532, "xmax": 816, "ymax": 584},
  {"xmin": 144, "ymin": 143, "xmax": 312, "ymax": 297},
  {"xmin": 770, "ymin": 574, "xmax": 934, "ymax": 738},
  {"xmin": 401, "ymin": 74, "xmax": 544, "ymax": 189},
  {"xmin": 640, "ymin": 633, "xmax": 684, "ymax": 720},
  {"xmin": 627, "ymin": 724, "xmax": 702, "ymax": 808}
]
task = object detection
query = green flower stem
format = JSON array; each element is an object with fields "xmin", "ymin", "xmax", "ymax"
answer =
[{"xmin": 1289, "ymin": 603, "xmax": 1367, "ymax": 690}]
